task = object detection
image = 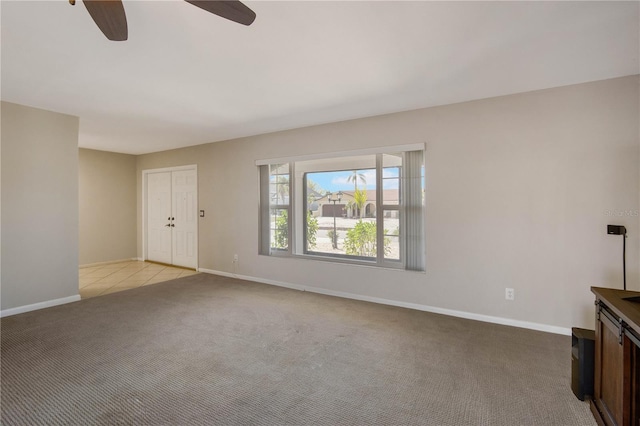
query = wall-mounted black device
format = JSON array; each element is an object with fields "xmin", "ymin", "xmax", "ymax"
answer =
[
  {"xmin": 607, "ymin": 225, "xmax": 627, "ymax": 290},
  {"xmin": 607, "ymin": 225, "xmax": 627, "ymax": 235}
]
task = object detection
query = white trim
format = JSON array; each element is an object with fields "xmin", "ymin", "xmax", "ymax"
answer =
[
  {"xmin": 79, "ymin": 258, "xmax": 139, "ymax": 269},
  {"xmin": 255, "ymin": 143, "xmax": 426, "ymax": 166},
  {"xmin": 142, "ymin": 165, "xmax": 198, "ymax": 270},
  {"xmin": 197, "ymin": 268, "xmax": 571, "ymax": 336},
  {"xmin": 141, "ymin": 164, "xmax": 197, "ymax": 174},
  {"xmin": 0, "ymin": 295, "xmax": 81, "ymax": 318}
]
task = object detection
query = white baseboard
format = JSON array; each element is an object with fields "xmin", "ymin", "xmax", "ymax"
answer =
[
  {"xmin": 198, "ymin": 268, "xmax": 571, "ymax": 336},
  {"xmin": 80, "ymin": 258, "xmax": 140, "ymax": 269},
  {"xmin": 1, "ymin": 295, "xmax": 82, "ymax": 318}
]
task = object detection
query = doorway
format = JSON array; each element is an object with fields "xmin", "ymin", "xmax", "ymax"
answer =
[{"xmin": 144, "ymin": 166, "xmax": 198, "ymax": 269}]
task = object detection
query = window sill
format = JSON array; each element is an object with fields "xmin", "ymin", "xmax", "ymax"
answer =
[{"xmin": 263, "ymin": 251, "xmax": 425, "ymax": 273}]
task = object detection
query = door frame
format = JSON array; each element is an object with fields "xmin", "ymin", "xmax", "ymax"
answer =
[{"xmin": 142, "ymin": 165, "xmax": 198, "ymax": 270}]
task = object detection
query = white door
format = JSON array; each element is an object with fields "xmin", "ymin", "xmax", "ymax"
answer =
[
  {"xmin": 146, "ymin": 168, "xmax": 197, "ymax": 268},
  {"xmin": 171, "ymin": 169, "xmax": 197, "ymax": 268},
  {"xmin": 147, "ymin": 172, "xmax": 173, "ymax": 264}
]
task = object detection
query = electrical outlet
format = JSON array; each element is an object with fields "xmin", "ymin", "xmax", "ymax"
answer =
[
  {"xmin": 505, "ymin": 288, "xmax": 515, "ymax": 301},
  {"xmin": 233, "ymin": 254, "xmax": 238, "ymax": 263}
]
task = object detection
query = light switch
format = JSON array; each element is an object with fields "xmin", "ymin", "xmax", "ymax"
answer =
[{"xmin": 200, "ymin": 210, "xmax": 205, "ymax": 217}]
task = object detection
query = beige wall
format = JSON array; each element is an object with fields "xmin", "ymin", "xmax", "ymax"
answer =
[
  {"xmin": 1, "ymin": 102, "xmax": 80, "ymax": 311},
  {"xmin": 79, "ymin": 149, "xmax": 137, "ymax": 265},
  {"xmin": 137, "ymin": 75, "xmax": 639, "ymax": 331}
]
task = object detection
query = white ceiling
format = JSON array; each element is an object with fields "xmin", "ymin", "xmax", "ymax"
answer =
[{"xmin": 2, "ymin": 1, "xmax": 638, "ymax": 155}]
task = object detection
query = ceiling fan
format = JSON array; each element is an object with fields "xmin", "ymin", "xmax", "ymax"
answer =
[{"xmin": 70, "ymin": 0, "xmax": 256, "ymax": 41}]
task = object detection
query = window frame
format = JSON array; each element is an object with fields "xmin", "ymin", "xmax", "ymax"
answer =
[
  {"xmin": 262, "ymin": 163, "xmax": 293, "ymax": 256},
  {"xmin": 258, "ymin": 144, "xmax": 425, "ymax": 271},
  {"xmin": 377, "ymin": 154, "xmax": 404, "ymax": 267}
]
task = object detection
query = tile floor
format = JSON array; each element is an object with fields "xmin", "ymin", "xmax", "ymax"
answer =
[{"xmin": 79, "ymin": 260, "xmax": 198, "ymax": 299}]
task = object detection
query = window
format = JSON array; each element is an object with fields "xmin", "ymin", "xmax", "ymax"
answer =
[
  {"xmin": 258, "ymin": 146, "xmax": 425, "ymax": 271},
  {"xmin": 260, "ymin": 163, "xmax": 291, "ymax": 254}
]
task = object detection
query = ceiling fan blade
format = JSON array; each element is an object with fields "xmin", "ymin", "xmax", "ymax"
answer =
[
  {"xmin": 185, "ymin": 1, "xmax": 256, "ymax": 26},
  {"xmin": 82, "ymin": 0, "xmax": 128, "ymax": 41}
]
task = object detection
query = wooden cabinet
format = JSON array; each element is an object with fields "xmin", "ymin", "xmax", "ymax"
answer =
[{"xmin": 591, "ymin": 287, "xmax": 640, "ymax": 426}]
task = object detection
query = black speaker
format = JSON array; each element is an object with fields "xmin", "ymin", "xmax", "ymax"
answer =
[{"xmin": 571, "ymin": 327, "xmax": 595, "ymax": 400}]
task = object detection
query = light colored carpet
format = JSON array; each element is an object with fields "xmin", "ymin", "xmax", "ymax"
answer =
[{"xmin": 1, "ymin": 273, "xmax": 595, "ymax": 425}]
